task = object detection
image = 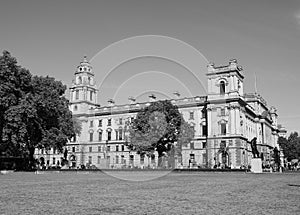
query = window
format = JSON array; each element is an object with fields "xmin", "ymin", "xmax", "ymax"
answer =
[
  {"xmin": 90, "ymin": 133, "xmax": 93, "ymax": 142},
  {"xmin": 189, "ymin": 111, "xmax": 194, "ymax": 120},
  {"xmin": 88, "ymin": 156, "xmax": 92, "ymax": 164},
  {"xmin": 119, "ymin": 118, "xmax": 123, "ymax": 125},
  {"xmin": 108, "ymin": 118, "xmax": 111, "ymax": 126},
  {"xmin": 202, "ymin": 142, "xmax": 207, "ymax": 149},
  {"xmin": 220, "ymin": 81, "xmax": 225, "ymax": 95},
  {"xmin": 190, "ymin": 154, "xmax": 195, "ymax": 162},
  {"xmin": 97, "ymin": 156, "xmax": 101, "ymax": 164},
  {"xmin": 53, "ymin": 148, "xmax": 56, "ymax": 154},
  {"xmin": 140, "ymin": 154, "xmax": 145, "ymax": 165},
  {"xmin": 202, "ymin": 125, "xmax": 207, "ymax": 136},
  {"xmin": 220, "ymin": 141, "xmax": 226, "ymax": 150},
  {"xmin": 121, "ymin": 145, "xmax": 125, "ymax": 151},
  {"xmin": 90, "ymin": 91, "xmax": 93, "ymax": 101},
  {"xmin": 121, "ymin": 155, "xmax": 125, "ymax": 164},
  {"xmin": 151, "ymin": 154, "xmax": 155, "ymax": 164},
  {"xmin": 72, "ymin": 147, "xmax": 75, "ymax": 153},
  {"xmin": 98, "ymin": 146, "xmax": 101, "ymax": 152},
  {"xmin": 98, "ymin": 119, "xmax": 102, "ymax": 127},
  {"xmin": 221, "ymin": 123, "xmax": 226, "ymax": 135},
  {"xmin": 53, "ymin": 157, "xmax": 56, "ymax": 165},
  {"xmin": 116, "ymin": 145, "xmax": 119, "ymax": 152},
  {"xmin": 190, "ymin": 142, "xmax": 194, "ymax": 149},
  {"xmin": 201, "ymin": 109, "xmax": 206, "ymax": 118},
  {"xmin": 90, "ymin": 120, "xmax": 93, "ymax": 127},
  {"xmin": 116, "ymin": 155, "xmax": 119, "ymax": 164},
  {"xmin": 115, "ymin": 130, "xmax": 118, "ymax": 140},
  {"xmin": 221, "ymin": 108, "xmax": 225, "ymax": 116},
  {"xmin": 98, "ymin": 131, "xmax": 102, "ymax": 141},
  {"xmin": 75, "ymin": 90, "xmax": 79, "ymax": 99},
  {"xmin": 89, "ymin": 147, "xmax": 92, "ymax": 152},
  {"xmin": 107, "ymin": 131, "xmax": 111, "ymax": 141},
  {"xmin": 129, "ymin": 155, "xmax": 134, "ymax": 165},
  {"xmin": 119, "ymin": 129, "xmax": 123, "ymax": 140},
  {"xmin": 107, "ymin": 146, "xmax": 110, "ymax": 152},
  {"xmin": 78, "ymin": 76, "xmax": 82, "ymax": 84},
  {"xmin": 74, "ymin": 105, "xmax": 78, "ymax": 111}
]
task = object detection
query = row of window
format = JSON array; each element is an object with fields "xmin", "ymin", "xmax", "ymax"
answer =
[
  {"xmin": 89, "ymin": 130, "xmax": 124, "ymax": 142},
  {"xmin": 75, "ymin": 90, "xmax": 94, "ymax": 101},
  {"xmin": 190, "ymin": 142, "xmax": 207, "ymax": 149},
  {"xmin": 188, "ymin": 110, "xmax": 206, "ymax": 120},
  {"xmin": 90, "ymin": 117, "xmax": 134, "ymax": 128},
  {"xmin": 87, "ymin": 154, "xmax": 156, "ymax": 165}
]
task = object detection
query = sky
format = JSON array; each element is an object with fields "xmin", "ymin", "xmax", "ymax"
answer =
[{"xmin": 0, "ymin": 0, "xmax": 300, "ymax": 133}]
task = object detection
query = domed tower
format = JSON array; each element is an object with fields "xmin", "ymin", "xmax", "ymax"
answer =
[{"xmin": 69, "ymin": 56, "xmax": 98, "ymax": 114}]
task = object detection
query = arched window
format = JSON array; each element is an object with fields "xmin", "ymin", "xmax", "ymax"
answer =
[
  {"xmin": 75, "ymin": 90, "xmax": 79, "ymax": 100},
  {"xmin": 78, "ymin": 76, "xmax": 82, "ymax": 84},
  {"xmin": 220, "ymin": 81, "xmax": 225, "ymax": 95},
  {"xmin": 90, "ymin": 91, "xmax": 93, "ymax": 101}
]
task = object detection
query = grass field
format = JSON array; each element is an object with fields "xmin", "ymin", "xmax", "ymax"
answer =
[{"xmin": 0, "ymin": 171, "xmax": 299, "ymax": 215}]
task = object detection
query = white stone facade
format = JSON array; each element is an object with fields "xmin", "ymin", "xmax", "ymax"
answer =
[{"xmin": 35, "ymin": 58, "xmax": 285, "ymax": 169}]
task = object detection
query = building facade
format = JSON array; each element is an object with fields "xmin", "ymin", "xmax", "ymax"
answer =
[{"xmin": 35, "ymin": 57, "xmax": 286, "ymax": 169}]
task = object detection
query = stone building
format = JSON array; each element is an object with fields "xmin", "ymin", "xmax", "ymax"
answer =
[{"xmin": 35, "ymin": 57, "xmax": 285, "ymax": 169}]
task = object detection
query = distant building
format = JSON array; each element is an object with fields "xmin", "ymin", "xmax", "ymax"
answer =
[{"xmin": 35, "ymin": 57, "xmax": 284, "ymax": 169}]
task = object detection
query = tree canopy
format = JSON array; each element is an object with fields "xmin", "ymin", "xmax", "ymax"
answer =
[
  {"xmin": 0, "ymin": 51, "xmax": 75, "ymax": 169},
  {"xmin": 127, "ymin": 100, "xmax": 194, "ymax": 167},
  {"xmin": 278, "ymin": 132, "xmax": 300, "ymax": 162}
]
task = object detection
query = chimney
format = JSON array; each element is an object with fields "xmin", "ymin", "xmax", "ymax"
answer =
[
  {"xmin": 107, "ymin": 99, "xmax": 115, "ymax": 106},
  {"xmin": 173, "ymin": 91, "xmax": 180, "ymax": 99},
  {"xmin": 207, "ymin": 62, "xmax": 215, "ymax": 73},
  {"xmin": 149, "ymin": 94, "xmax": 156, "ymax": 102},
  {"xmin": 128, "ymin": 96, "xmax": 136, "ymax": 104}
]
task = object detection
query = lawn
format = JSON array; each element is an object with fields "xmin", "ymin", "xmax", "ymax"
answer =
[{"xmin": 0, "ymin": 171, "xmax": 299, "ymax": 215}]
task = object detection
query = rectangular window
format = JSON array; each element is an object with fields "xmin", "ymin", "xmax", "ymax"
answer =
[
  {"xmin": 88, "ymin": 156, "xmax": 92, "ymax": 164},
  {"xmin": 107, "ymin": 131, "xmax": 111, "ymax": 141},
  {"xmin": 75, "ymin": 90, "xmax": 79, "ymax": 100},
  {"xmin": 108, "ymin": 118, "xmax": 111, "ymax": 126},
  {"xmin": 98, "ymin": 132, "xmax": 102, "ymax": 141},
  {"xmin": 89, "ymin": 133, "xmax": 93, "ymax": 142},
  {"xmin": 53, "ymin": 157, "xmax": 56, "ymax": 165},
  {"xmin": 190, "ymin": 142, "xmax": 194, "ymax": 149},
  {"xmin": 220, "ymin": 141, "xmax": 226, "ymax": 151},
  {"xmin": 189, "ymin": 111, "xmax": 194, "ymax": 120},
  {"xmin": 201, "ymin": 109, "xmax": 206, "ymax": 118},
  {"xmin": 98, "ymin": 119, "xmax": 102, "ymax": 127},
  {"xmin": 202, "ymin": 142, "xmax": 207, "ymax": 149},
  {"xmin": 116, "ymin": 145, "xmax": 119, "ymax": 151},
  {"xmin": 116, "ymin": 155, "xmax": 119, "ymax": 164},
  {"xmin": 97, "ymin": 156, "xmax": 101, "ymax": 164},
  {"xmin": 202, "ymin": 125, "xmax": 207, "ymax": 136},
  {"xmin": 107, "ymin": 146, "xmax": 110, "ymax": 152},
  {"xmin": 121, "ymin": 145, "xmax": 125, "ymax": 151},
  {"xmin": 129, "ymin": 155, "xmax": 134, "ymax": 165},
  {"xmin": 72, "ymin": 147, "xmax": 75, "ymax": 153},
  {"xmin": 151, "ymin": 154, "xmax": 155, "ymax": 164},
  {"xmin": 119, "ymin": 118, "xmax": 123, "ymax": 125},
  {"xmin": 190, "ymin": 154, "xmax": 195, "ymax": 162},
  {"xmin": 53, "ymin": 148, "xmax": 56, "ymax": 154},
  {"xmin": 221, "ymin": 123, "xmax": 226, "ymax": 135},
  {"xmin": 121, "ymin": 155, "xmax": 125, "ymax": 164},
  {"xmin": 119, "ymin": 129, "xmax": 123, "ymax": 140},
  {"xmin": 90, "ymin": 91, "xmax": 93, "ymax": 101},
  {"xmin": 89, "ymin": 146, "xmax": 92, "ymax": 152},
  {"xmin": 202, "ymin": 153, "xmax": 207, "ymax": 164},
  {"xmin": 98, "ymin": 146, "xmax": 101, "ymax": 152},
  {"xmin": 90, "ymin": 120, "xmax": 93, "ymax": 127},
  {"xmin": 140, "ymin": 154, "xmax": 145, "ymax": 165},
  {"xmin": 221, "ymin": 108, "xmax": 225, "ymax": 116},
  {"xmin": 115, "ymin": 130, "xmax": 118, "ymax": 140},
  {"xmin": 107, "ymin": 156, "xmax": 110, "ymax": 164}
]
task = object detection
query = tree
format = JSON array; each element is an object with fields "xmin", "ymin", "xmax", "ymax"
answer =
[
  {"xmin": 127, "ymin": 100, "xmax": 194, "ymax": 167},
  {"xmin": 0, "ymin": 51, "xmax": 75, "ymax": 169},
  {"xmin": 278, "ymin": 132, "xmax": 300, "ymax": 162}
]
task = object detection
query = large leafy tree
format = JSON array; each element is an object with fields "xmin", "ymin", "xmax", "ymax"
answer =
[
  {"xmin": 127, "ymin": 100, "xmax": 194, "ymax": 167},
  {"xmin": 278, "ymin": 132, "xmax": 300, "ymax": 162},
  {"xmin": 0, "ymin": 51, "xmax": 75, "ymax": 169}
]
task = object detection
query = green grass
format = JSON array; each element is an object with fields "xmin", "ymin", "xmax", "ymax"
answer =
[{"xmin": 1, "ymin": 171, "xmax": 299, "ymax": 215}]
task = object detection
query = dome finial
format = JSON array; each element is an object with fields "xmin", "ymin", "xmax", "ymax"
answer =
[{"xmin": 83, "ymin": 55, "xmax": 88, "ymax": 63}]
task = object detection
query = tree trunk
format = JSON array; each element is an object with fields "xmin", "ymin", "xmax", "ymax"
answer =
[{"xmin": 28, "ymin": 147, "xmax": 36, "ymax": 170}]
